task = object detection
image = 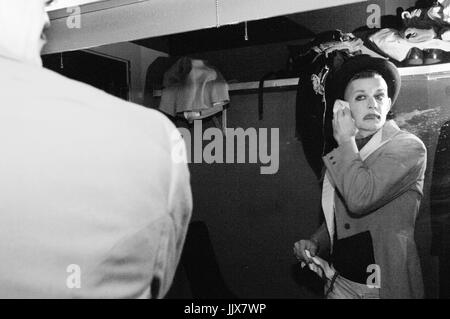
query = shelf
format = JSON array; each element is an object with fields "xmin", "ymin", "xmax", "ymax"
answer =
[
  {"xmin": 397, "ymin": 62, "xmax": 450, "ymax": 76},
  {"xmin": 152, "ymin": 62, "xmax": 450, "ymax": 97},
  {"xmin": 153, "ymin": 78, "xmax": 299, "ymax": 97}
]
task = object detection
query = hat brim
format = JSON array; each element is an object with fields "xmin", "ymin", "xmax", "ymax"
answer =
[{"xmin": 326, "ymin": 55, "xmax": 401, "ymax": 105}]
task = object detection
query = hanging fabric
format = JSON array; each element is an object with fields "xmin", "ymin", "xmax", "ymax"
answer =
[
  {"xmin": 159, "ymin": 57, "xmax": 230, "ymax": 130},
  {"xmin": 294, "ymin": 30, "xmax": 371, "ymax": 180}
]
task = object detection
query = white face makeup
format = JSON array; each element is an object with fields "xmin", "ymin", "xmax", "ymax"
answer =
[
  {"xmin": 344, "ymin": 75, "xmax": 392, "ymax": 138},
  {"xmin": 0, "ymin": 0, "xmax": 51, "ymax": 66}
]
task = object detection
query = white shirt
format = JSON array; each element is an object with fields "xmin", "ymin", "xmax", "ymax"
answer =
[{"xmin": 0, "ymin": 56, "xmax": 192, "ymax": 298}]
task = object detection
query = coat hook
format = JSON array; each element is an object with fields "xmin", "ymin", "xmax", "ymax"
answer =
[
  {"xmin": 215, "ymin": 0, "xmax": 220, "ymax": 28},
  {"xmin": 60, "ymin": 52, "xmax": 64, "ymax": 69},
  {"xmin": 244, "ymin": 21, "xmax": 248, "ymax": 41}
]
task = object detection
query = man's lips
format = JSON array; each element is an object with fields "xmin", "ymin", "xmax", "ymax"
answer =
[{"xmin": 364, "ymin": 114, "xmax": 381, "ymax": 120}]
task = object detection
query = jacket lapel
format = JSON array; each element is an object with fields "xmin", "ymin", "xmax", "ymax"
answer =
[{"xmin": 381, "ymin": 120, "xmax": 402, "ymax": 143}]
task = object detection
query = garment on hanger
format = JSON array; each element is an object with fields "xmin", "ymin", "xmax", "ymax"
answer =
[
  {"xmin": 143, "ymin": 56, "xmax": 179, "ymax": 109},
  {"xmin": 159, "ymin": 57, "xmax": 229, "ymax": 123}
]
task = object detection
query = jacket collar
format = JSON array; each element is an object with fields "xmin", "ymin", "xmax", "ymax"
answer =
[{"xmin": 381, "ymin": 120, "xmax": 402, "ymax": 142}]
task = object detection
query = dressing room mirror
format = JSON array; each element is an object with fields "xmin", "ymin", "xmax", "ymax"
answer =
[{"xmin": 39, "ymin": 0, "xmax": 450, "ymax": 299}]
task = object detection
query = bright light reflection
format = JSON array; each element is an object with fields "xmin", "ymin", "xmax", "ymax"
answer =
[{"xmin": 46, "ymin": 0, "xmax": 104, "ymax": 11}]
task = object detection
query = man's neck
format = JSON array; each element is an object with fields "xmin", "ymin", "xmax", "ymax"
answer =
[{"xmin": 355, "ymin": 132, "xmax": 377, "ymax": 151}]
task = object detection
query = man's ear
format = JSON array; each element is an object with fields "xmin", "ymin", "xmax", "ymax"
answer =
[{"xmin": 387, "ymin": 97, "xmax": 392, "ymax": 112}]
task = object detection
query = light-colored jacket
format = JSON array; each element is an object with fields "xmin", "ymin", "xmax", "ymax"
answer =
[
  {"xmin": 0, "ymin": 56, "xmax": 192, "ymax": 298},
  {"xmin": 315, "ymin": 120, "xmax": 427, "ymax": 299}
]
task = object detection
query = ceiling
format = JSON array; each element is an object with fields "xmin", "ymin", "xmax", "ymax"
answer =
[
  {"xmin": 133, "ymin": 16, "xmax": 315, "ymax": 56},
  {"xmin": 132, "ymin": 1, "xmax": 383, "ymax": 55},
  {"xmin": 44, "ymin": 0, "xmax": 367, "ymax": 54}
]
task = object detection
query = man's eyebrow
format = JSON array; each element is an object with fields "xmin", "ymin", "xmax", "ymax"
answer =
[
  {"xmin": 352, "ymin": 88, "xmax": 387, "ymax": 93},
  {"xmin": 46, "ymin": 0, "xmax": 55, "ymax": 6}
]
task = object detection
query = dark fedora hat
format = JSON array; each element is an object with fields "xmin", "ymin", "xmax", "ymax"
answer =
[{"xmin": 326, "ymin": 54, "xmax": 401, "ymax": 105}]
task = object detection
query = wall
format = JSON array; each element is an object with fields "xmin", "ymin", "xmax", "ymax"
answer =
[
  {"xmin": 394, "ymin": 73, "xmax": 450, "ymax": 298},
  {"xmin": 168, "ymin": 89, "xmax": 325, "ymax": 298}
]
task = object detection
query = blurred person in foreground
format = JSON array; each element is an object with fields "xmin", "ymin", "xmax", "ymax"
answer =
[{"xmin": 0, "ymin": 0, "xmax": 192, "ymax": 298}]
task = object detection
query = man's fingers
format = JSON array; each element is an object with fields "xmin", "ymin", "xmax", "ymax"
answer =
[
  {"xmin": 294, "ymin": 240, "xmax": 319, "ymax": 264},
  {"xmin": 308, "ymin": 263, "xmax": 324, "ymax": 277},
  {"xmin": 302, "ymin": 251, "xmax": 312, "ymax": 263},
  {"xmin": 312, "ymin": 255, "xmax": 324, "ymax": 265},
  {"xmin": 294, "ymin": 242, "xmax": 303, "ymax": 255},
  {"xmin": 308, "ymin": 245, "xmax": 317, "ymax": 256},
  {"xmin": 293, "ymin": 242, "xmax": 307, "ymax": 262},
  {"xmin": 311, "ymin": 256, "xmax": 336, "ymax": 280}
]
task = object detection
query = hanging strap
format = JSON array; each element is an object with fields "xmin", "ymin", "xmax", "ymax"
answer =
[{"xmin": 258, "ymin": 71, "xmax": 277, "ymax": 120}]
